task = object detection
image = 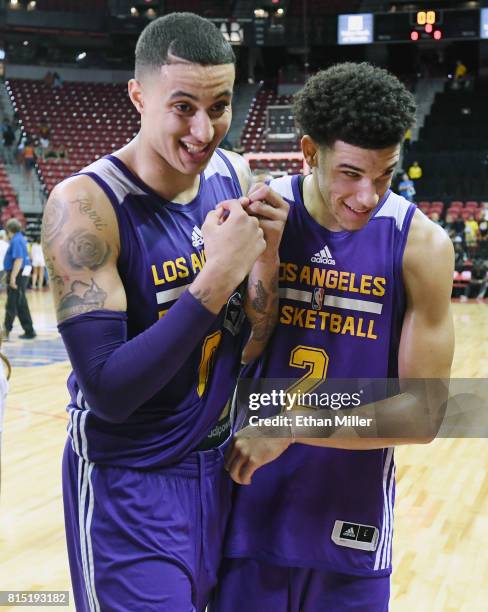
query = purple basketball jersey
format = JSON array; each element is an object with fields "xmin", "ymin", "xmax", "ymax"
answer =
[
  {"xmin": 65, "ymin": 149, "xmax": 247, "ymax": 469},
  {"xmin": 225, "ymin": 174, "xmax": 416, "ymax": 576}
]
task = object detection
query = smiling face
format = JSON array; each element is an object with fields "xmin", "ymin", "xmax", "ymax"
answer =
[
  {"xmin": 303, "ymin": 138, "xmax": 400, "ymax": 232},
  {"xmin": 129, "ymin": 58, "xmax": 235, "ymax": 177}
]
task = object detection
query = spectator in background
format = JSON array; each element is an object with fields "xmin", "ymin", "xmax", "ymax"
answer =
[
  {"xmin": 3, "ymin": 219, "xmax": 36, "ymax": 340},
  {"xmin": 478, "ymin": 217, "xmax": 488, "ymax": 258},
  {"xmin": 30, "ymin": 236, "xmax": 45, "ymax": 290},
  {"xmin": 408, "ymin": 160, "xmax": 422, "ymax": 180},
  {"xmin": 453, "ymin": 235, "xmax": 467, "ymax": 272},
  {"xmin": 1, "ymin": 119, "xmax": 15, "ymax": 165},
  {"xmin": 21, "ymin": 138, "xmax": 37, "ymax": 195},
  {"xmin": 0, "ymin": 230, "xmax": 9, "ymax": 291},
  {"xmin": 398, "ymin": 171, "xmax": 416, "ymax": 202},
  {"xmin": 461, "ymin": 259, "xmax": 488, "ymax": 300},
  {"xmin": 430, "ymin": 211, "xmax": 444, "ymax": 227},
  {"xmin": 53, "ymin": 72, "xmax": 63, "ymax": 88},
  {"xmin": 454, "ymin": 60, "xmax": 467, "ymax": 81},
  {"xmin": 464, "ymin": 213, "xmax": 479, "ymax": 249},
  {"xmin": 38, "ymin": 120, "xmax": 51, "ymax": 159},
  {"xmin": 43, "ymin": 71, "xmax": 54, "ymax": 87}
]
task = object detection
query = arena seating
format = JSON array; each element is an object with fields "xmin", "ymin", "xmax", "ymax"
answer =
[
  {"xmin": 7, "ymin": 79, "xmax": 139, "ymax": 193},
  {"xmin": 36, "ymin": 0, "xmax": 107, "ymax": 12},
  {"xmin": 241, "ymin": 89, "xmax": 300, "ymax": 153},
  {"xmin": 0, "ymin": 163, "xmax": 25, "ymax": 227},
  {"xmin": 405, "ymin": 78, "xmax": 488, "ymax": 202}
]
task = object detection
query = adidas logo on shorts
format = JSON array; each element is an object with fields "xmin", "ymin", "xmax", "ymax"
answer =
[
  {"xmin": 191, "ymin": 226, "xmax": 204, "ymax": 248},
  {"xmin": 311, "ymin": 244, "xmax": 335, "ymax": 265}
]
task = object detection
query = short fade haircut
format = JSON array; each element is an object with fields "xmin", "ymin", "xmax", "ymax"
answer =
[
  {"xmin": 135, "ymin": 12, "xmax": 235, "ymax": 79},
  {"xmin": 293, "ymin": 62, "xmax": 416, "ymax": 149}
]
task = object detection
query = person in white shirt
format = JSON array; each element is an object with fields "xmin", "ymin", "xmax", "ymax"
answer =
[
  {"xmin": 0, "ymin": 230, "xmax": 9, "ymax": 291},
  {"xmin": 30, "ymin": 236, "xmax": 46, "ymax": 289}
]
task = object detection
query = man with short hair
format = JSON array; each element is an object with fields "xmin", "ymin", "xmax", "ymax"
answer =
[
  {"xmin": 42, "ymin": 12, "xmax": 288, "ymax": 612},
  {"xmin": 212, "ymin": 63, "xmax": 454, "ymax": 611},
  {"xmin": 3, "ymin": 218, "xmax": 36, "ymax": 340}
]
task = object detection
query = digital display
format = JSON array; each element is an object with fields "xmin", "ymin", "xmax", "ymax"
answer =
[
  {"xmin": 416, "ymin": 11, "xmax": 437, "ymax": 26},
  {"xmin": 338, "ymin": 13, "xmax": 373, "ymax": 45},
  {"xmin": 481, "ymin": 8, "xmax": 488, "ymax": 39}
]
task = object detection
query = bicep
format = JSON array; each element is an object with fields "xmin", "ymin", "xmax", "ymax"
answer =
[
  {"xmin": 399, "ymin": 221, "xmax": 455, "ymax": 379},
  {"xmin": 41, "ymin": 177, "xmax": 127, "ymax": 322}
]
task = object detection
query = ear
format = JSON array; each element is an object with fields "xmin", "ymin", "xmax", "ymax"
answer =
[
  {"xmin": 128, "ymin": 78, "xmax": 144, "ymax": 115},
  {"xmin": 301, "ymin": 135, "xmax": 318, "ymax": 168}
]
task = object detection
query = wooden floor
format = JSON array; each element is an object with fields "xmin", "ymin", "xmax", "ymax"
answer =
[{"xmin": 0, "ymin": 291, "xmax": 487, "ymax": 612}]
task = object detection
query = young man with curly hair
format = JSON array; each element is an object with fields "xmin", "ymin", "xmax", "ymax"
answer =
[{"xmin": 211, "ymin": 63, "xmax": 454, "ymax": 611}]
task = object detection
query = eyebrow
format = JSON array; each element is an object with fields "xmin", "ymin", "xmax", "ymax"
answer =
[
  {"xmin": 338, "ymin": 162, "xmax": 398, "ymax": 174},
  {"xmin": 169, "ymin": 89, "xmax": 233, "ymax": 101}
]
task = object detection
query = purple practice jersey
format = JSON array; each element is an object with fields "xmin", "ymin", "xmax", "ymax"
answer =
[
  {"xmin": 65, "ymin": 150, "xmax": 248, "ymax": 469},
  {"xmin": 224, "ymin": 174, "xmax": 416, "ymax": 577}
]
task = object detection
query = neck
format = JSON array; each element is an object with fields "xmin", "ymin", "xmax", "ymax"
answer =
[
  {"xmin": 303, "ymin": 173, "xmax": 342, "ymax": 232},
  {"xmin": 116, "ymin": 134, "xmax": 201, "ymax": 204}
]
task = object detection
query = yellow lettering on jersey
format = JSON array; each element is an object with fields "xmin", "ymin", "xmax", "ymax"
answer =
[
  {"xmin": 367, "ymin": 319, "xmax": 378, "ymax": 339},
  {"xmin": 175, "ymin": 256, "xmax": 190, "ymax": 278},
  {"xmin": 286, "ymin": 263, "xmax": 298, "ymax": 282},
  {"xmin": 338, "ymin": 271, "xmax": 350, "ymax": 292},
  {"xmin": 356, "ymin": 318, "xmax": 367, "ymax": 337},
  {"xmin": 299, "ymin": 265, "xmax": 311, "ymax": 285},
  {"xmin": 360, "ymin": 275, "xmax": 372, "ymax": 294},
  {"xmin": 292, "ymin": 308, "xmax": 306, "ymax": 327},
  {"xmin": 279, "ymin": 305, "xmax": 378, "ymax": 341},
  {"xmin": 325, "ymin": 269, "xmax": 338, "ymax": 289},
  {"xmin": 349, "ymin": 272, "xmax": 360, "ymax": 293},
  {"xmin": 158, "ymin": 309, "xmax": 169, "ymax": 319},
  {"xmin": 280, "ymin": 304, "xmax": 294, "ymax": 324},
  {"xmin": 163, "ymin": 260, "xmax": 177, "ymax": 282},
  {"xmin": 341, "ymin": 316, "xmax": 356, "ymax": 336},
  {"xmin": 318, "ymin": 311, "xmax": 330, "ymax": 329},
  {"xmin": 152, "ymin": 265, "xmax": 165, "ymax": 286},
  {"xmin": 372, "ymin": 277, "xmax": 386, "ymax": 297},
  {"xmin": 305, "ymin": 310, "xmax": 317, "ymax": 329},
  {"xmin": 330, "ymin": 314, "xmax": 342, "ymax": 333},
  {"xmin": 312, "ymin": 267, "xmax": 326, "ymax": 287},
  {"xmin": 191, "ymin": 252, "xmax": 203, "ymax": 273}
]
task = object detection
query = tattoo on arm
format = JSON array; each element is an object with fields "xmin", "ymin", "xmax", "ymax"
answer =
[
  {"xmin": 78, "ymin": 198, "xmax": 107, "ymax": 230},
  {"xmin": 252, "ymin": 280, "xmax": 269, "ymax": 314},
  {"xmin": 42, "ymin": 195, "xmax": 69, "ymax": 247},
  {"xmin": 57, "ymin": 279, "xmax": 107, "ymax": 321},
  {"xmin": 249, "ymin": 272, "xmax": 279, "ymax": 343},
  {"xmin": 62, "ymin": 230, "xmax": 111, "ymax": 271}
]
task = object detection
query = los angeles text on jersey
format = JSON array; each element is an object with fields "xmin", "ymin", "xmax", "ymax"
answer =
[
  {"xmin": 151, "ymin": 249, "xmax": 206, "ymax": 285},
  {"xmin": 279, "ymin": 263, "xmax": 386, "ymax": 296}
]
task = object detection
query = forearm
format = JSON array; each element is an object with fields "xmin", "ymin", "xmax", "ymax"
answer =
[
  {"xmin": 290, "ymin": 382, "xmax": 447, "ymax": 448},
  {"xmin": 242, "ymin": 256, "xmax": 279, "ymax": 363},
  {"xmin": 59, "ymin": 290, "xmax": 218, "ymax": 423},
  {"xmin": 10, "ymin": 258, "xmax": 22, "ymax": 280}
]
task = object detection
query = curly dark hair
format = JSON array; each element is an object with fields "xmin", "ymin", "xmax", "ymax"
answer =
[
  {"xmin": 135, "ymin": 12, "xmax": 235, "ymax": 79},
  {"xmin": 293, "ymin": 62, "xmax": 416, "ymax": 149}
]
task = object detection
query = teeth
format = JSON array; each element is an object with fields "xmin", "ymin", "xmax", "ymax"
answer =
[{"xmin": 183, "ymin": 143, "xmax": 207, "ymax": 154}]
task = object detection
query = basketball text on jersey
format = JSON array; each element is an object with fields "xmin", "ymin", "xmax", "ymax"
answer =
[{"xmin": 279, "ymin": 262, "xmax": 386, "ymax": 340}]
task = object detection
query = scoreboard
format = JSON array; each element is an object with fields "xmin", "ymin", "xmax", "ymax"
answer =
[
  {"xmin": 338, "ymin": 9, "xmax": 482, "ymax": 45},
  {"xmin": 374, "ymin": 9, "xmax": 480, "ymax": 43}
]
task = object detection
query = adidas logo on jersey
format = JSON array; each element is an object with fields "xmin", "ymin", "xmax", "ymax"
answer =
[
  {"xmin": 343, "ymin": 527, "xmax": 356, "ymax": 538},
  {"xmin": 191, "ymin": 226, "xmax": 204, "ymax": 248},
  {"xmin": 311, "ymin": 244, "xmax": 335, "ymax": 265}
]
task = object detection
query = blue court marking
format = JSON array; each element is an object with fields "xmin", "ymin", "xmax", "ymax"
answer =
[{"xmin": 2, "ymin": 330, "xmax": 68, "ymax": 367}]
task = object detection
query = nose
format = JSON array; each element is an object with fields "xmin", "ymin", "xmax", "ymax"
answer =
[
  {"xmin": 355, "ymin": 179, "xmax": 379, "ymax": 210},
  {"xmin": 190, "ymin": 111, "xmax": 215, "ymax": 144}
]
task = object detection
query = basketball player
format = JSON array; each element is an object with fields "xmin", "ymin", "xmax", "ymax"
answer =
[
  {"xmin": 41, "ymin": 13, "xmax": 288, "ymax": 612},
  {"xmin": 211, "ymin": 63, "xmax": 455, "ymax": 611}
]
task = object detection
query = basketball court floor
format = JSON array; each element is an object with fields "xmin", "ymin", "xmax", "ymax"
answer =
[{"xmin": 0, "ymin": 290, "xmax": 486, "ymax": 611}]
